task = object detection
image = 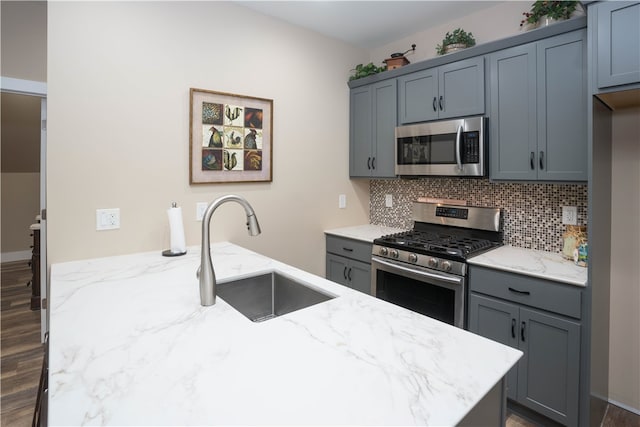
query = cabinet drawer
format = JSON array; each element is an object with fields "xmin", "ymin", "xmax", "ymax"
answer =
[
  {"xmin": 469, "ymin": 266, "xmax": 582, "ymax": 319},
  {"xmin": 326, "ymin": 235, "xmax": 372, "ymax": 264}
]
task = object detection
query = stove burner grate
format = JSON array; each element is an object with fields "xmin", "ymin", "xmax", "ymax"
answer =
[{"xmin": 377, "ymin": 230, "xmax": 497, "ymax": 259}]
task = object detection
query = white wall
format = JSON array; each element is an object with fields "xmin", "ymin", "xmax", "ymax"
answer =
[
  {"xmin": 369, "ymin": 1, "xmax": 529, "ymax": 65},
  {"xmin": 47, "ymin": 1, "xmax": 370, "ymax": 276},
  {"xmin": 609, "ymin": 106, "xmax": 640, "ymax": 412},
  {"xmin": 0, "ymin": 0, "xmax": 47, "ymax": 82}
]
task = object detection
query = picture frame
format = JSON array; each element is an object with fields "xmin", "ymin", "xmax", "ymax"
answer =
[{"xmin": 189, "ymin": 88, "xmax": 273, "ymax": 184}]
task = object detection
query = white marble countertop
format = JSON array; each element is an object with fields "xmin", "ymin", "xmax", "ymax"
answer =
[
  {"xmin": 468, "ymin": 245, "xmax": 588, "ymax": 287},
  {"xmin": 49, "ymin": 242, "xmax": 521, "ymax": 426},
  {"xmin": 324, "ymin": 224, "xmax": 406, "ymax": 243}
]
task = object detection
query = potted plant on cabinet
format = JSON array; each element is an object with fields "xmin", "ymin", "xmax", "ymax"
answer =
[
  {"xmin": 349, "ymin": 62, "xmax": 387, "ymax": 81},
  {"xmin": 436, "ymin": 28, "xmax": 476, "ymax": 56},
  {"xmin": 520, "ymin": 0, "xmax": 579, "ymax": 29}
]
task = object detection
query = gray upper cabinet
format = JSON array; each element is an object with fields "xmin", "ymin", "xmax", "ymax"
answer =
[
  {"xmin": 489, "ymin": 30, "xmax": 587, "ymax": 181},
  {"xmin": 349, "ymin": 79, "xmax": 397, "ymax": 178},
  {"xmin": 594, "ymin": 1, "xmax": 640, "ymax": 89},
  {"xmin": 398, "ymin": 56, "xmax": 485, "ymax": 124},
  {"xmin": 489, "ymin": 43, "xmax": 538, "ymax": 181}
]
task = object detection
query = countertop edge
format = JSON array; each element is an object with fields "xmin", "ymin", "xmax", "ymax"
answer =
[{"xmin": 468, "ymin": 245, "xmax": 588, "ymax": 287}]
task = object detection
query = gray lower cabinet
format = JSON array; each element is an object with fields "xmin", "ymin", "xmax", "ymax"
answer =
[
  {"xmin": 325, "ymin": 235, "xmax": 372, "ymax": 294},
  {"xmin": 398, "ymin": 56, "xmax": 485, "ymax": 124},
  {"xmin": 349, "ymin": 79, "xmax": 397, "ymax": 178},
  {"xmin": 489, "ymin": 29, "xmax": 587, "ymax": 181},
  {"xmin": 593, "ymin": 1, "xmax": 640, "ymax": 89},
  {"xmin": 468, "ymin": 266, "xmax": 582, "ymax": 427}
]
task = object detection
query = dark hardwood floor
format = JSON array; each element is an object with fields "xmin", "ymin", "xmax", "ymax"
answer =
[
  {"xmin": 1, "ymin": 261, "xmax": 638, "ymax": 426},
  {"xmin": 1, "ymin": 261, "xmax": 43, "ymax": 427}
]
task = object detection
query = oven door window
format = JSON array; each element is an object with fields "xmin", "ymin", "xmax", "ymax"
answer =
[{"xmin": 376, "ymin": 269, "xmax": 456, "ymax": 325}]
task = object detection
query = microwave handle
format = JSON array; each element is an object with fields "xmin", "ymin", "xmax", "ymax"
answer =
[{"xmin": 455, "ymin": 125, "xmax": 463, "ymax": 172}]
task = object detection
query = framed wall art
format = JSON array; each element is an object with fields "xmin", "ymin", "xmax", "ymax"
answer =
[{"xmin": 189, "ymin": 88, "xmax": 273, "ymax": 184}]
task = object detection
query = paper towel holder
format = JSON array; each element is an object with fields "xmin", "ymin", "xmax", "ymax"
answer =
[{"xmin": 163, "ymin": 202, "xmax": 187, "ymax": 257}]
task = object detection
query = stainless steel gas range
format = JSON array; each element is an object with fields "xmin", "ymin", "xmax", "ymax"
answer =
[{"xmin": 371, "ymin": 202, "xmax": 502, "ymax": 328}]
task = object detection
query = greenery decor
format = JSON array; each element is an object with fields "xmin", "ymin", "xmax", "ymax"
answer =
[
  {"xmin": 349, "ymin": 62, "xmax": 387, "ymax": 81},
  {"xmin": 520, "ymin": 1, "xmax": 578, "ymax": 27},
  {"xmin": 436, "ymin": 28, "xmax": 476, "ymax": 56}
]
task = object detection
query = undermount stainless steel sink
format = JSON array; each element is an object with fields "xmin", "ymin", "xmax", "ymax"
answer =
[{"xmin": 217, "ymin": 271, "xmax": 335, "ymax": 322}]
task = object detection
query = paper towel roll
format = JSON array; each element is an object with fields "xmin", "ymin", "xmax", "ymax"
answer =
[{"xmin": 168, "ymin": 205, "xmax": 186, "ymax": 254}]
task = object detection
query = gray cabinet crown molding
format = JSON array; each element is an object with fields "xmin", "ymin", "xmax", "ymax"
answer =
[{"xmin": 348, "ymin": 17, "xmax": 587, "ymax": 89}]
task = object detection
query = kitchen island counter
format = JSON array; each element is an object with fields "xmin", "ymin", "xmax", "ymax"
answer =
[{"xmin": 49, "ymin": 242, "xmax": 521, "ymax": 426}]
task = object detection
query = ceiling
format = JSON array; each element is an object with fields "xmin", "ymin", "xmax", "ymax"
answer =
[{"xmin": 237, "ymin": 1, "xmax": 504, "ymax": 49}]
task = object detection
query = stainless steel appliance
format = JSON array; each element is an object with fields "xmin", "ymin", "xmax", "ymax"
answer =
[
  {"xmin": 371, "ymin": 202, "xmax": 502, "ymax": 328},
  {"xmin": 395, "ymin": 116, "xmax": 486, "ymax": 177}
]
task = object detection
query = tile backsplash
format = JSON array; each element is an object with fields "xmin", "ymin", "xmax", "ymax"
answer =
[{"xmin": 370, "ymin": 178, "xmax": 588, "ymax": 253}]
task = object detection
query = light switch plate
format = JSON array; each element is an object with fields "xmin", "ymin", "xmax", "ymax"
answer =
[
  {"xmin": 196, "ymin": 202, "xmax": 208, "ymax": 221},
  {"xmin": 562, "ymin": 206, "xmax": 577, "ymax": 225},
  {"xmin": 385, "ymin": 194, "xmax": 393, "ymax": 207},
  {"xmin": 96, "ymin": 208, "xmax": 120, "ymax": 230},
  {"xmin": 338, "ymin": 194, "xmax": 346, "ymax": 209}
]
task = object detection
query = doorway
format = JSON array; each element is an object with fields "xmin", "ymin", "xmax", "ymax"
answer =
[{"xmin": 1, "ymin": 79, "xmax": 47, "ymax": 342}]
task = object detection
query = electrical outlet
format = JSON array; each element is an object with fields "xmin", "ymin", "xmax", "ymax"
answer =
[
  {"xmin": 196, "ymin": 202, "xmax": 208, "ymax": 221},
  {"xmin": 338, "ymin": 194, "xmax": 347, "ymax": 209},
  {"xmin": 96, "ymin": 208, "xmax": 120, "ymax": 230},
  {"xmin": 562, "ymin": 206, "xmax": 578, "ymax": 225},
  {"xmin": 385, "ymin": 194, "xmax": 393, "ymax": 208}
]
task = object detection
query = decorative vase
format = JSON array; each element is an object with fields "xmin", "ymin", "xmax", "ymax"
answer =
[
  {"xmin": 443, "ymin": 43, "xmax": 467, "ymax": 54},
  {"xmin": 540, "ymin": 15, "xmax": 559, "ymax": 26}
]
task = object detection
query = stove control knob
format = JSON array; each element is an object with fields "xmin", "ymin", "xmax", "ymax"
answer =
[
  {"xmin": 379, "ymin": 247, "xmax": 388, "ymax": 256},
  {"xmin": 428, "ymin": 258, "xmax": 438, "ymax": 268},
  {"xmin": 441, "ymin": 261, "xmax": 452, "ymax": 272},
  {"xmin": 408, "ymin": 253, "xmax": 418, "ymax": 263},
  {"xmin": 390, "ymin": 249, "xmax": 399, "ymax": 259}
]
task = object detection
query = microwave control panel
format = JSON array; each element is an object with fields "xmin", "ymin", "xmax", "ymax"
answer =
[{"xmin": 462, "ymin": 131, "xmax": 480, "ymax": 164}]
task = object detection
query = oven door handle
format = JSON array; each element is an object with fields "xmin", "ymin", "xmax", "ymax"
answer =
[
  {"xmin": 455, "ymin": 124, "xmax": 463, "ymax": 172},
  {"xmin": 372, "ymin": 256, "xmax": 463, "ymax": 285}
]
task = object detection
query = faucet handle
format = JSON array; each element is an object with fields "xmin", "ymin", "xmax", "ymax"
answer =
[{"xmin": 196, "ymin": 265, "xmax": 201, "ymax": 279}]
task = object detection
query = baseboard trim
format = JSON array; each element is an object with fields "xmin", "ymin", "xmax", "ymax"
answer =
[
  {"xmin": 1, "ymin": 250, "xmax": 32, "ymax": 263},
  {"xmin": 608, "ymin": 398, "xmax": 640, "ymax": 416}
]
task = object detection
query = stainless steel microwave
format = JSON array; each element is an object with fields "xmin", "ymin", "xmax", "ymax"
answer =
[{"xmin": 395, "ymin": 116, "xmax": 486, "ymax": 177}]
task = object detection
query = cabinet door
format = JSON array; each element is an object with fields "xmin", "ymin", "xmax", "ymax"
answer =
[
  {"xmin": 489, "ymin": 44, "xmax": 538, "ymax": 181},
  {"xmin": 468, "ymin": 294, "xmax": 520, "ymax": 401},
  {"xmin": 326, "ymin": 253, "xmax": 349, "ymax": 286},
  {"xmin": 371, "ymin": 79, "xmax": 397, "ymax": 178},
  {"xmin": 398, "ymin": 68, "xmax": 438, "ymax": 124},
  {"xmin": 347, "ymin": 259, "xmax": 372, "ymax": 295},
  {"xmin": 349, "ymin": 86, "xmax": 373, "ymax": 177},
  {"xmin": 537, "ymin": 30, "xmax": 587, "ymax": 181},
  {"xmin": 517, "ymin": 307, "xmax": 581, "ymax": 427},
  {"xmin": 596, "ymin": 1, "xmax": 640, "ymax": 88},
  {"xmin": 438, "ymin": 56, "xmax": 485, "ymax": 119}
]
